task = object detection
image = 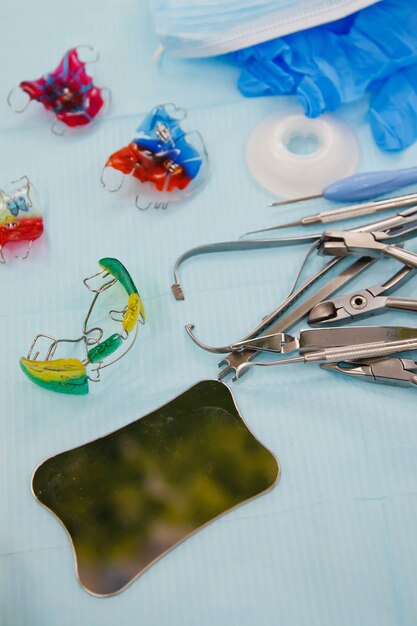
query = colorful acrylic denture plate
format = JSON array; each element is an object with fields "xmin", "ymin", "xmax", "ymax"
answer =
[
  {"xmin": 0, "ymin": 177, "xmax": 43, "ymax": 263},
  {"xmin": 20, "ymin": 258, "xmax": 145, "ymax": 394},
  {"xmin": 32, "ymin": 380, "xmax": 280, "ymax": 595},
  {"xmin": 98, "ymin": 257, "xmax": 145, "ymax": 333},
  {"xmin": 102, "ymin": 104, "xmax": 208, "ymax": 208},
  {"xmin": 20, "ymin": 358, "xmax": 88, "ymax": 395},
  {"xmin": 8, "ymin": 46, "xmax": 108, "ymax": 130}
]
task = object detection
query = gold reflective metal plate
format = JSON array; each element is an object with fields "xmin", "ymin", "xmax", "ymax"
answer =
[{"xmin": 32, "ymin": 380, "xmax": 280, "ymax": 596}]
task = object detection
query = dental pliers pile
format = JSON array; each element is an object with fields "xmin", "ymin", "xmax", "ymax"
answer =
[{"xmin": 171, "ymin": 202, "xmax": 417, "ymax": 388}]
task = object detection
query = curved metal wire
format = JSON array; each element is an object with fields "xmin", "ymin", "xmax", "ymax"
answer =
[
  {"xmin": 135, "ymin": 197, "xmax": 153, "ymax": 211},
  {"xmin": 287, "ymin": 240, "xmax": 320, "ymax": 297},
  {"xmin": 162, "ymin": 102, "xmax": 187, "ymax": 122},
  {"xmin": 13, "ymin": 239, "xmax": 32, "ymax": 261},
  {"xmin": 101, "ymin": 166, "xmax": 125, "ymax": 192},
  {"xmin": 185, "ymin": 324, "xmax": 237, "ymax": 354},
  {"xmin": 7, "ymin": 86, "xmax": 31, "ymax": 113},
  {"xmin": 75, "ymin": 44, "xmax": 100, "ymax": 64},
  {"xmin": 51, "ymin": 119, "xmax": 67, "ymax": 136}
]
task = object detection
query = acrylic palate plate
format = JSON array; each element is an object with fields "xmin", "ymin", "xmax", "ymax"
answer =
[{"xmin": 32, "ymin": 380, "xmax": 280, "ymax": 596}]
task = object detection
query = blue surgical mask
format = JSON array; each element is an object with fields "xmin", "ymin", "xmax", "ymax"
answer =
[{"xmin": 148, "ymin": 0, "xmax": 381, "ymax": 58}]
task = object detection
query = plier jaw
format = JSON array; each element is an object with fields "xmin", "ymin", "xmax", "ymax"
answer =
[
  {"xmin": 318, "ymin": 231, "xmax": 389, "ymax": 259},
  {"xmin": 308, "ymin": 290, "xmax": 388, "ymax": 324},
  {"xmin": 321, "ymin": 357, "xmax": 417, "ymax": 387},
  {"xmin": 232, "ymin": 332, "xmax": 299, "ymax": 354},
  {"xmin": 308, "ymin": 265, "xmax": 417, "ymax": 325}
]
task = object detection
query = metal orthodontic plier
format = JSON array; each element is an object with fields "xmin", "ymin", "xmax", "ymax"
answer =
[
  {"xmin": 308, "ymin": 265, "xmax": 417, "ymax": 324},
  {"xmin": 317, "ymin": 214, "xmax": 417, "ymax": 267},
  {"xmin": 172, "ymin": 204, "xmax": 417, "ymax": 300},
  {"xmin": 235, "ymin": 330, "xmax": 417, "ymax": 379},
  {"xmin": 233, "ymin": 325, "xmax": 417, "ymax": 357},
  {"xmin": 321, "ymin": 357, "xmax": 417, "ymax": 387},
  {"xmin": 173, "ymin": 205, "xmax": 417, "ymax": 380}
]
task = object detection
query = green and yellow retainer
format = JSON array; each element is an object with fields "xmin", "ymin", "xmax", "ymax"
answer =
[
  {"xmin": 99, "ymin": 257, "xmax": 145, "ymax": 332},
  {"xmin": 20, "ymin": 358, "xmax": 88, "ymax": 395},
  {"xmin": 20, "ymin": 258, "xmax": 145, "ymax": 395}
]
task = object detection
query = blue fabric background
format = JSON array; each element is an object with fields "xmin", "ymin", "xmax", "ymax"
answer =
[{"xmin": 1, "ymin": 1, "xmax": 417, "ymax": 624}]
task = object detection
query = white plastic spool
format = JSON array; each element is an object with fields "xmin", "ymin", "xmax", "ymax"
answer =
[{"xmin": 246, "ymin": 109, "xmax": 359, "ymax": 200}]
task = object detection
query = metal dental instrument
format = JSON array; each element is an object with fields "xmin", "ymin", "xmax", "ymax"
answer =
[
  {"xmin": 185, "ymin": 255, "xmax": 349, "ymax": 354},
  {"xmin": 216, "ymin": 212, "xmax": 417, "ymax": 378},
  {"xmin": 298, "ymin": 326, "xmax": 417, "ymax": 352},
  {"xmin": 186, "ymin": 257, "xmax": 373, "ymax": 356},
  {"xmin": 318, "ymin": 229, "xmax": 417, "ymax": 268},
  {"xmin": 214, "ymin": 257, "xmax": 375, "ymax": 378},
  {"xmin": 175, "ymin": 206, "xmax": 417, "ymax": 379},
  {"xmin": 185, "ymin": 326, "xmax": 299, "ymax": 354},
  {"xmin": 321, "ymin": 357, "xmax": 417, "ymax": 387},
  {"xmin": 269, "ymin": 166, "xmax": 417, "ymax": 207},
  {"xmin": 226, "ymin": 325, "xmax": 417, "ymax": 359},
  {"xmin": 314, "ymin": 205, "xmax": 417, "ymax": 266},
  {"xmin": 287, "ymin": 205, "xmax": 417, "ymax": 296},
  {"xmin": 171, "ymin": 235, "xmax": 318, "ymax": 300},
  {"xmin": 243, "ymin": 193, "xmax": 417, "ymax": 236},
  {"xmin": 309, "ymin": 266, "xmax": 417, "ymax": 324},
  {"xmin": 173, "ymin": 205, "xmax": 417, "ymax": 301},
  {"xmin": 235, "ymin": 336, "xmax": 417, "ymax": 379}
]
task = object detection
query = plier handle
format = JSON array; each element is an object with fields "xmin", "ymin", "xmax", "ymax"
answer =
[{"xmin": 321, "ymin": 357, "xmax": 417, "ymax": 387}]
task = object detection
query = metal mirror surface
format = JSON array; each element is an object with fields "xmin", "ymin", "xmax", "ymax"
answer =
[{"xmin": 32, "ymin": 380, "xmax": 280, "ymax": 596}]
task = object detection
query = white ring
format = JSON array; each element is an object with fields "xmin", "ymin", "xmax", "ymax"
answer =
[{"xmin": 246, "ymin": 109, "xmax": 359, "ymax": 200}]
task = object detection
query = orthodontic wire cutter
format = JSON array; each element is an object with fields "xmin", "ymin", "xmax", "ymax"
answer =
[{"xmin": 309, "ymin": 266, "xmax": 417, "ymax": 324}]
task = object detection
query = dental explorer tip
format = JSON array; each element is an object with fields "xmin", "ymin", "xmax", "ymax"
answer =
[
  {"xmin": 268, "ymin": 193, "xmax": 322, "ymax": 207},
  {"xmin": 240, "ymin": 220, "xmax": 303, "ymax": 237}
]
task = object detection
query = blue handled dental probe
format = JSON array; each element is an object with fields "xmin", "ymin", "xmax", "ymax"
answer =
[{"xmin": 269, "ymin": 166, "xmax": 417, "ymax": 207}]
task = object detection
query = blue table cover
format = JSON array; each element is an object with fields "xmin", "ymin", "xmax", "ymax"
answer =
[{"xmin": 1, "ymin": 1, "xmax": 417, "ymax": 624}]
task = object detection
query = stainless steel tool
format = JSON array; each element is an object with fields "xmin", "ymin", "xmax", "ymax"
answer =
[
  {"xmin": 268, "ymin": 167, "xmax": 417, "ymax": 207},
  {"xmin": 225, "ymin": 325, "xmax": 417, "ymax": 360},
  {"xmin": 309, "ymin": 266, "xmax": 417, "ymax": 324},
  {"xmin": 216, "ymin": 212, "xmax": 417, "ymax": 379},
  {"xmin": 215, "ymin": 258, "xmax": 375, "ymax": 379},
  {"xmin": 298, "ymin": 326, "xmax": 417, "ymax": 352},
  {"xmin": 321, "ymin": 357, "xmax": 417, "ymax": 387},
  {"xmin": 318, "ymin": 229, "xmax": 417, "ymax": 268},
  {"xmin": 243, "ymin": 193, "xmax": 417, "ymax": 236},
  {"xmin": 172, "ymin": 205, "xmax": 417, "ymax": 381},
  {"xmin": 186, "ymin": 257, "xmax": 375, "ymax": 355},
  {"xmin": 171, "ymin": 235, "xmax": 318, "ymax": 300},
  {"xmin": 172, "ymin": 205, "xmax": 417, "ymax": 301},
  {"xmin": 235, "ymin": 335, "xmax": 417, "ymax": 379}
]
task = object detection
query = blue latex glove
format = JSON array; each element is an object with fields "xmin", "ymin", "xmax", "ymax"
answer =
[
  {"xmin": 369, "ymin": 64, "xmax": 417, "ymax": 151},
  {"xmin": 230, "ymin": 0, "xmax": 417, "ymax": 151}
]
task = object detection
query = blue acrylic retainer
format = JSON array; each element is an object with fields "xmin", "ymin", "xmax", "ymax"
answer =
[{"xmin": 101, "ymin": 104, "xmax": 209, "ymax": 210}]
